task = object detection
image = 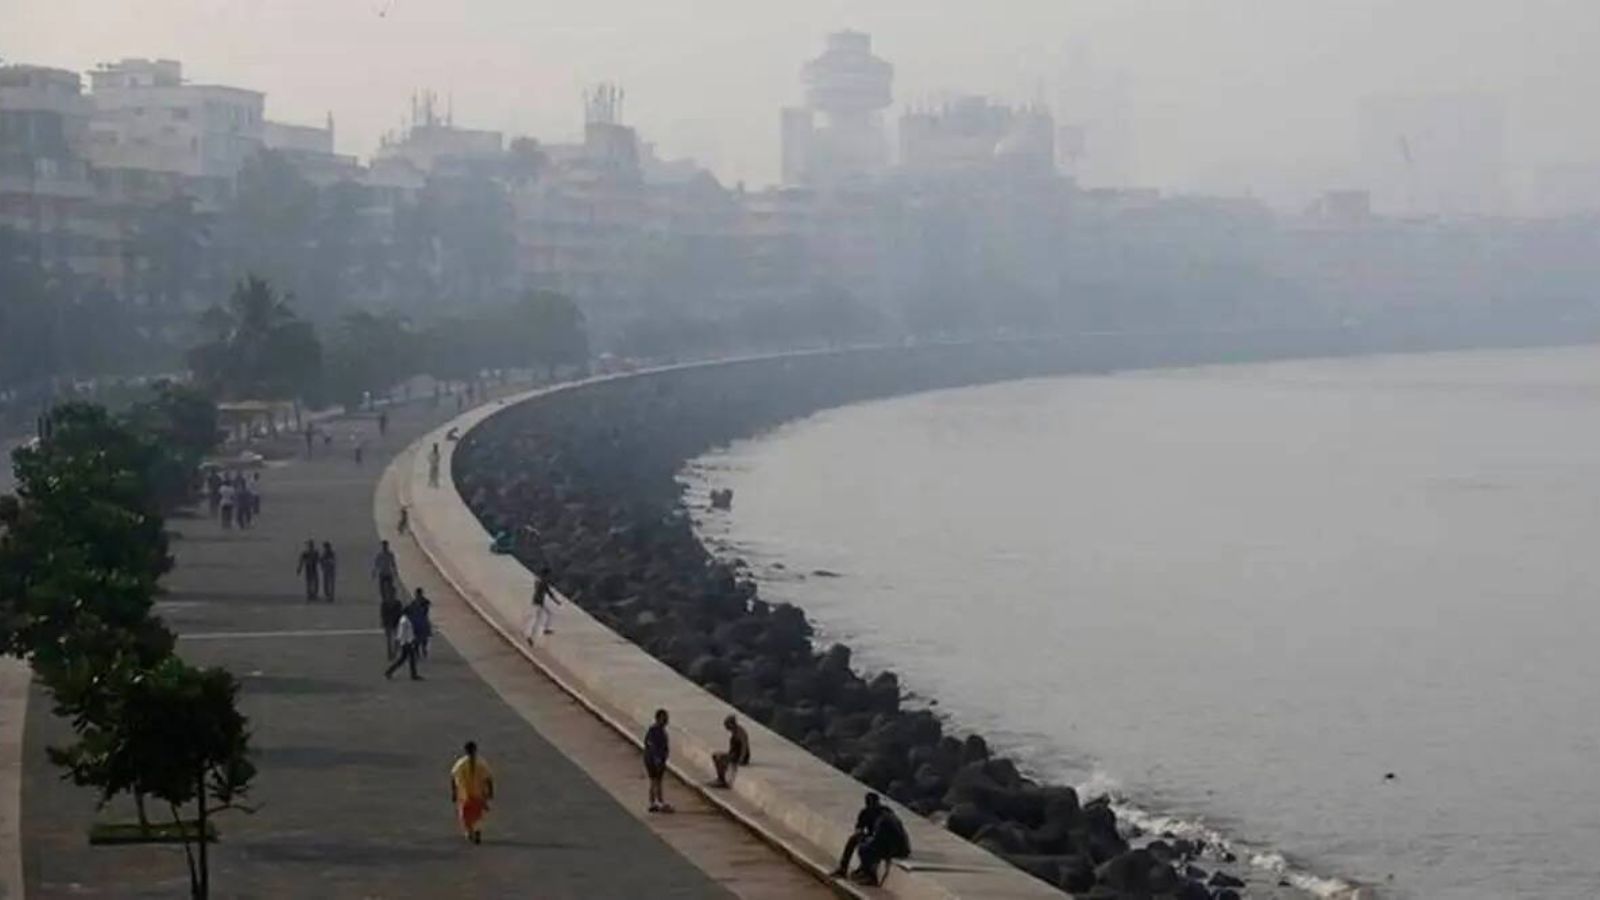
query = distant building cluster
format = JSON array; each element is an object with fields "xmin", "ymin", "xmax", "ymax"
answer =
[
  {"xmin": 4, "ymin": 35, "xmax": 1599, "ymax": 354},
  {"xmin": 1, "ymin": 58, "xmax": 352, "ymax": 291}
]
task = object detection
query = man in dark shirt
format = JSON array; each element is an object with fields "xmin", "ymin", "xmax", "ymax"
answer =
[
  {"xmin": 712, "ymin": 715, "xmax": 750, "ymax": 787},
  {"xmin": 372, "ymin": 540, "xmax": 398, "ymax": 604},
  {"xmin": 295, "ymin": 540, "xmax": 321, "ymax": 602},
  {"xmin": 643, "ymin": 708, "xmax": 673, "ymax": 813},
  {"xmin": 832, "ymin": 792, "xmax": 910, "ymax": 883}
]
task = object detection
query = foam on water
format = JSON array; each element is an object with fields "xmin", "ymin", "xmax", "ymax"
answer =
[{"xmin": 1063, "ymin": 767, "xmax": 1364, "ymax": 898}]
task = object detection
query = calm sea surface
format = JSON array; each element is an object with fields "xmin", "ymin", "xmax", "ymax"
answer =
[{"xmin": 688, "ymin": 346, "xmax": 1600, "ymax": 899}]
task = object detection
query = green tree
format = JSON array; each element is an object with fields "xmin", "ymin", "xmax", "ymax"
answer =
[
  {"xmin": 324, "ymin": 310, "xmax": 417, "ymax": 409},
  {"xmin": 519, "ymin": 289, "xmax": 590, "ymax": 377},
  {"xmin": 1, "ymin": 401, "xmax": 252, "ymax": 899},
  {"xmin": 122, "ymin": 382, "xmax": 222, "ymax": 507},
  {"xmin": 51, "ymin": 658, "xmax": 254, "ymax": 900},
  {"xmin": 188, "ymin": 276, "xmax": 324, "ymax": 401}
]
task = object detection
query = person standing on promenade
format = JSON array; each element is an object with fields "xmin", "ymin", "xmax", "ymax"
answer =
[
  {"xmin": 712, "ymin": 715, "xmax": 750, "ymax": 788},
  {"xmin": 320, "ymin": 541, "xmax": 338, "ymax": 602},
  {"xmin": 523, "ymin": 566, "xmax": 561, "ymax": 646},
  {"xmin": 450, "ymin": 741, "xmax": 494, "ymax": 845},
  {"xmin": 296, "ymin": 539, "xmax": 321, "ymax": 602},
  {"xmin": 644, "ymin": 708, "xmax": 673, "ymax": 813},
  {"xmin": 409, "ymin": 588, "xmax": 433, "ymax": 658},
  {"xmin": 378, "ymin": 410, "xmax": 389, "ymax": 437},
  {"xmin": 236, "ymin": 479, "xmax": 253, "ymax": 529},
  {"xmin": 427, "ymin": 443, "xmax": 442, "ymax": 487},
  {"xmin": 384, "ymin": 607, "xmax": 422, "ymax": 680},
  {"xmin": 372, "ymin": 540, "xmax": 399, "ymax": 605},
  {"xmin": 396, "ymin": 504, "xmax": 409, "ymax": 535}
]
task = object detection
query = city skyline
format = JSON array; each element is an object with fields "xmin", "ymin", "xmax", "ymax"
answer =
[{"xmin": 6, "ymin": 0, "xmax": 1598, "ymax": 209}]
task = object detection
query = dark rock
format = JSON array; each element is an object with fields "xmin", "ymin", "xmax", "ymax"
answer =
[
  {"xmin": 973, "ymin": 821, "xmax": 1029, "ymax": 856},
  {"xmin": 945, "ymin": 802, "xmax": 994, "ymax": 839},
  {"xmin": 687, "ymin": 654, "xmax": 731, "ymax": 687},
  {"xmin": 961, "ymin": 734, "xmax": 990, "ymax": 764},
  {"xmin": 1095, "ymin": 848, "xmax": 1155, "ymax": 893},
  {"xmin": 1058, "ymin": 854, "xmax": 1096, "ymax": 893},
  {"xmin": 1209, "ymin": 870, "xmax": 1247, "ymax": 888}
]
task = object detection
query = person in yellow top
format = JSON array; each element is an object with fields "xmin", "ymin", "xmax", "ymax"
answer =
[{"xmin": 450, "ymin": 741, "xmax": 495, "ymax": 844}]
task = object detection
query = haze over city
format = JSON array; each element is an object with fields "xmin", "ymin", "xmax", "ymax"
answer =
[{"xmin": 8, "ymin": 0, "xmax": 1598, "ymax": 207}]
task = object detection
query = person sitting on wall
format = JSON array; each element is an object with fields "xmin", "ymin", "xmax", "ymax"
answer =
[
  {"xmin": 711, "ymin": 715, "xmax": 750, "ymax": 787},
  {"xmin": 831, "ymin": 792, "xmax": 911, "ymax": 883},
  {"xmin": 489, "ymin": 528, "xmax": 514, "ymax": 555},
  {"xmin": 851, "ymin": 795, "xmax": 910, "ymax": 885}
]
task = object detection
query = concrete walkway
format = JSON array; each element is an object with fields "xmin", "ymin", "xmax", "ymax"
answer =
[{"xmin": 14, "ymin": 397, "xmax": 826, "ymax": 899}]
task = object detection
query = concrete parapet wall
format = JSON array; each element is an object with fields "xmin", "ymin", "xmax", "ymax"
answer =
[{"xmin": 401, "ymin": 356, "xmax": 1068, "ymax": 900}]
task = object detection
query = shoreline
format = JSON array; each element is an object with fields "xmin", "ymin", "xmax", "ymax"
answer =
[
  {"xmin": 452, "ymin": 336, "xmax": 1396, "ymax": 898},
  {"xmin": 685, "ymin": 454, "xmax": 1354, "ymax": 900}
]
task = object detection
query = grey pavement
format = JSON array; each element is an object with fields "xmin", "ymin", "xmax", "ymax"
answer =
[{"xmin": 20, "ymin": 400, "xmax": 735, "ymax": 899}]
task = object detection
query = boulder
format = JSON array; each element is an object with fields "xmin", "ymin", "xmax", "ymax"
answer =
[
  {"xmin": 1057, "ymin": 853, "xmax": 1096, "ymax": 893},
  {"xmin": 1095, "ymin": 848, "xmax": 1155, "ymax": 893},
  {"xmin": 945, "ymin": 802, "xmax": 994, "ymax": 839},
  {"xmin": 973, "ymin": 821, "xmax": 1029, "ymax": 856},
  {"xmin": 687, "ymin": 654, "xmax": 731, "ymax": 688},
  {"xmin": 1209, "ymin": 871, "xmax": 1247, "ymax": 889}
]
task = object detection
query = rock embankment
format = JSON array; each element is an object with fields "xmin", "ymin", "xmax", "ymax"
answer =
[{"xmin": 455, "ymin": 344, "xmax": 1306, "ymax": 898}]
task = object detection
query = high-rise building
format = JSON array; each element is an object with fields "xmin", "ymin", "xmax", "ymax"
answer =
[
  {"xmin": 780, "ymin": 31, "xmax": 893, "ymax": 186},
  {"xmin": 899, "ymin": 96, "xmax": 1055, "ymax": 177},
  {"xmin": 0, "ymin": 64, "xmax": 110, "ymax": 281}
]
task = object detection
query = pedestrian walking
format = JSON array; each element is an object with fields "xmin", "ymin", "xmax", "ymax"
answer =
[
  {"xmin": 384, "ymin": 609, "xmax": 422, "ymax": 680},
  {"xmin": 427, "ymin": 443, "xmax": 441, "ymax": 487},
  {"xmin": 320, "ymin": 541, "xmax": 338, "ymax": 602},
  {"xmin": 353, "ymin": 436, "xmax": 365, "ymax": 466},
  {"xmin": 378, "ymin": 410, "xmax": 389, "ymax": 437},
  {"xmin": 523, "ymin": 566, "xmax": 560, "ymax": 646},
  {"xmin": 303, "ymin": 425, "xmax": 314, "ymax": 457},
  {"xmin": 296, "ymin": 540, "xmax": 321, "ymax": 602},
  {"xmin": 450, "ymin": 741, "xmax": 494, "ymax": 845},
  {"xmin": 396, "ymin": 504, "xmax": 410, "ymax": 535},
  {"xmin": 644, "ymin": 708, "xmax": 673, "ymax": 813},
  {"xmin": 218, "ymin": 479, "xmax": 236, "ymax": 529},
  {"xmin": 380, "ymin": 590, "xmax": 404, "ymax": 660},
  {"xmin": 250, "ymin": 472, "xmax": 263, "ymax": 517},
  {"xmin": 409, "ymin": 588, "xmax": 433, "ymax": 658},
  {"xmin": 236, "ymin": 481, "xmax": 253, "ymax": 529},
  {"xmin": 373, "ymin": 540, "xmax": 399, "ymax": 604},
  {"xmin": 206, "ymin": 470, "xmax": 222, "ymax": 517}
]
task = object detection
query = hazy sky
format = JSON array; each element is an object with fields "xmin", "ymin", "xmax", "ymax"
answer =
[{"xmin": 5, "ymin": 0, "xmax": 1596, "ymax": 199}]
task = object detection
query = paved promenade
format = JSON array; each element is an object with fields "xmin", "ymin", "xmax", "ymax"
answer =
[{"xmin": 12, "ymin": 398, "xmax": 829, "ymax": 899}]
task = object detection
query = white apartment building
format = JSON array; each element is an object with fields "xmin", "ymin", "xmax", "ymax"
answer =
[
  {"xmin": 0, "ymin": 64, "xmax": 112, "ymax": 282},
  {"xmin": 87, "ymin": 58, "xmax": 265, "ymax": 194}
]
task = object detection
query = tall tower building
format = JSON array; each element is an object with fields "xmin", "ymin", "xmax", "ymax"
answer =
[{"xmin": 780, "ymin": 31, "xmax": 893, "ymax": 186}]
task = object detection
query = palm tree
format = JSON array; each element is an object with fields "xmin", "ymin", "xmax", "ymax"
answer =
[{"xmin": 188, "ymin": 276, "xmax": 322, "ymax": 401}]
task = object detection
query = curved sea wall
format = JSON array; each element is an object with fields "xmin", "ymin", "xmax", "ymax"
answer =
[{"xmin": 451, "ymin": 337, "xmax": 1353, "ymax": 898}]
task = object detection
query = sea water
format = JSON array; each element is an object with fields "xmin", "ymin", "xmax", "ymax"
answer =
[{"xmin": 688, "ymin": 346, "xmax": 1600, "ymax": 899}]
